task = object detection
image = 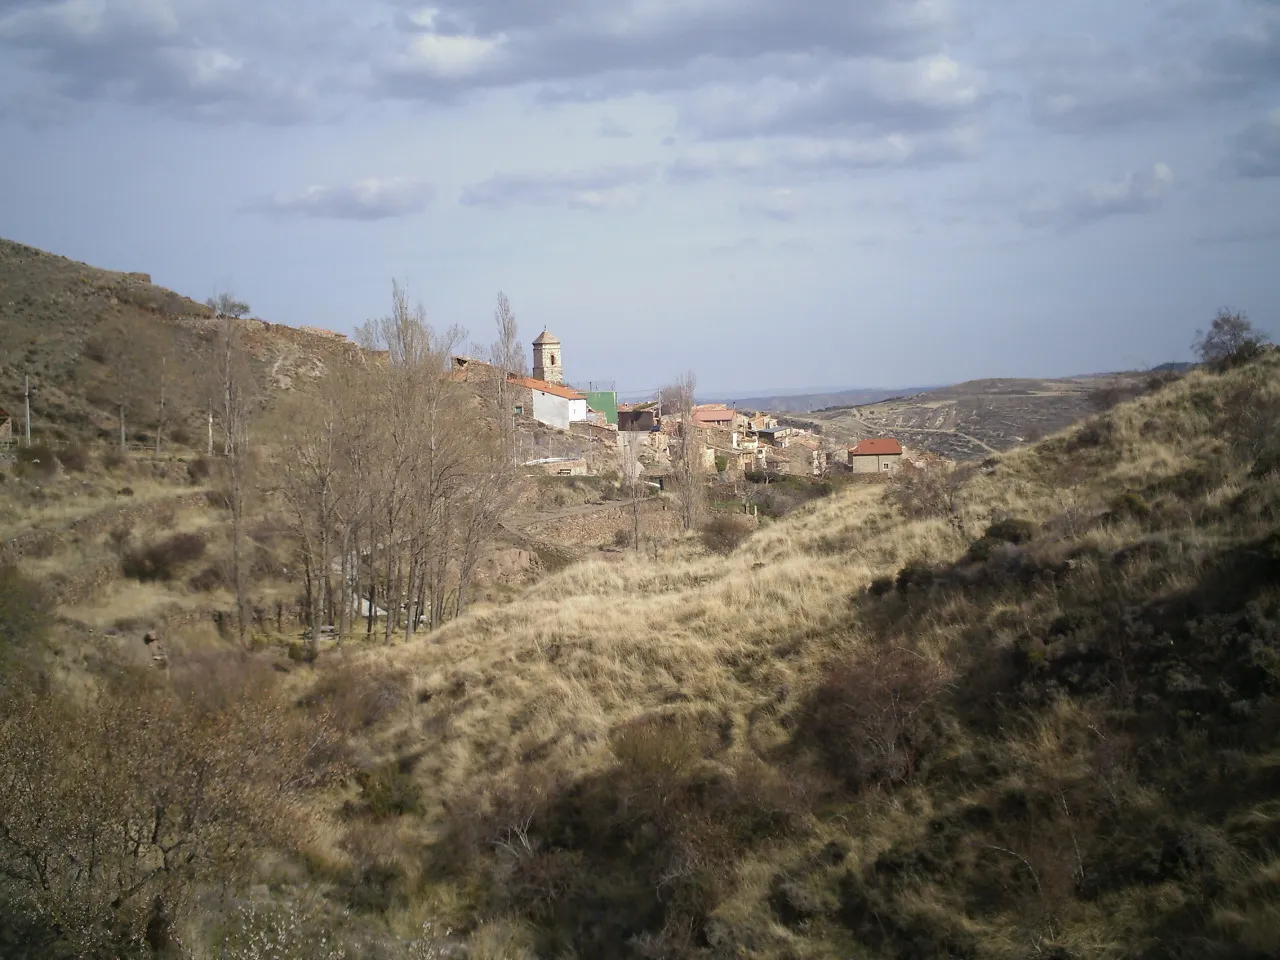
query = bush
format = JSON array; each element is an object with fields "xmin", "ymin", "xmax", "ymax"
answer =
[
  {"xmin": 612, "ymin": 527, "xmax": 633, "ymax": 548},
  {"xmin": 800, "ymin": 647, "xmax": 946, "ymax": 789},
  {"xmin": 984, "ymin": 518, "xmax": 1038, "ymax": 545},
  {"xmin": 354, "ymin": 763, "xmax": 423, "ymax": 821},
  {"xmin": 56, "ymin": 445, "xmax": 89, "ymax": 472},
  {"xmin": 700, "ymin": 515, "xmax": 753, "ymax": 555},
  {"xmin": 101, "ymin": 449, "xmax": 125, "ymax": 470},
  {"xmin": 186, "ymin": 457, "xmax": 212, "ymax": 485},
  {"xmin": 168, "ymin": 426, "xmax": 191, "ymax": 446},
  {"xmin": 884, "ymin": 463, "xmax": 970, "ymax": 524},
  {"xmin": 0, "ymin": 564, "xmax": 52, "ymax": 682},
  {"xmin": 868, "ymin": 577, "xmax": 895, "ymax": 598},
  {"xmin": 121, "ymin": 533, "xmax": 207, "ymax": 582},
  {"xmin": 1108, "ymin": 492, "xmax": 1151, "ymax": 522},
  {"xmin": 895, "ymin": 562, "xmax": 935, "ymax": 595},
  {"xmin": 188, "ymin": 566, "xmax": 225, "ymax": 592},
  {"xmin": 14, "ymin": 444, "xmax": 57, "ymax": 480}
]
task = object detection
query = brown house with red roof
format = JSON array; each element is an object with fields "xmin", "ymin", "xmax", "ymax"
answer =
[{"xmin": 848, "ymin": 438, "xmax": 903, "ymax": 474}]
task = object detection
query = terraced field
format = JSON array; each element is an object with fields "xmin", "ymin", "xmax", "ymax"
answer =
[{"xmin": 801, "ymin": 373, "xmax": 1154, "ymax": 459}]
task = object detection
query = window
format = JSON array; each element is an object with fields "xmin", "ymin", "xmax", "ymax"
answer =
[
  {"xmin": 514, "ymin": 405, "xmax": 523, "ymax": 415},
  {"xmin": 550, "ymin": 353, "xmax": 557, "ymax": 366}
]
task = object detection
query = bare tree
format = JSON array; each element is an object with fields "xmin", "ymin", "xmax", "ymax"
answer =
[
  {"xmin": 665, "ymin": 371, "xmax": 703, "ymax": 532},
  {"xmin": 1193, "ymin": 308, "xmax": 1269, "ymax": 369},
  {"xmin": 0, "ymin": 676, "xmax": 341, "ymax": 958},
  {"xmin": 217, "ymin": 315, "xmax": 255, "ymax": 646},
  {"xmin": 620, "ymin": 430, "xmax": 647, "ymax": 551},
  {"xmin": 206, "ymin": 290, "xmax": 251, "ymax": 319}
]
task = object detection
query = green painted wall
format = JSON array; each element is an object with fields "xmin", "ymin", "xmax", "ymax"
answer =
[{"xmin": 584, "ymin": 391, "xmax": 619, "ymax": 425}]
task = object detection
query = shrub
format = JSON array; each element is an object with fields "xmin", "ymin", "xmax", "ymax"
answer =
[
  {"xmin": 884, "ymin": 462, "xmax": 970, "ymax": 525},
  {"xmin": 168, "ymin": 426, "xmax": 191, "ymax": 446},
  {"xmin": 1193, "ymin": 308, "xmax": 1270, "ymax": 370},
  {"xmin": 56, "ymin": 445, "xmax": 89, "ymax": 472},
  {"xmin": 14, "ymin": 444, "xmax": 57, "ymax": 480},
  {"xmin": 714, "ymin": 454, "xmax": 729, "ymax": 473},
  {"xmin": 700, "ymin": 515, "xmax": 753, "ymax": 555},
  {"xmin": 984, "ymin": 518, "xmax": 1038, "ymax": 545},
  {"xmin": 868, "ymin": 577, "xmax": 895, "ymax": 598},
  {"xmin": 354, "ymin": 763, "xmax": 423, "ymax": 821},
  {"xmin": 1108, "ymin": 492, "xmax": 1151, "ymax": 522},
  {"xmin": 895, "ymin": 562, "xmax": 935, "ymax": 595},
  {"xmin": 188, "ymin": 566, "xmax": 225, "ymax": 592},
  {"xmin": 121, "ymin": 533, "xmax": 206, "ymax": 582},
  {"xmin": 101, "ymin": 449, "xmax": 125, "ymax": 470},
  {"xmin": 300, "ymin": 664, "xmax": 411, "ymax": 732},
  {"xmin": 800, "ymin": 647, "xmax": 946, "ymax": 789},
  {"xmin": 186, "ymin": 456, "xmax": 212, "ymax": 485},
  {"xmin": 0, "ymin": 564, "xmax": 52, "ymax": 682},
  {"xmin": 612, "ymin": 527, "xmax": 633, "ymax": 548}
]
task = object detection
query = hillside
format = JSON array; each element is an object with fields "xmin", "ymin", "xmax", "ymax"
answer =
[
  {"xmin": 802, "ymin": 373, "xmax": 1157, "ymax": 460},
  {"xmin": 307, "ymin": 351, "xmax": 1279, "ymax": 958},
  {"xmin": 724, "ymin": 387, "xmax": 936, "ymax": 415},
  {"xmin": 0, "ymin": 238, "xmax": 358, "ymax": 447}
]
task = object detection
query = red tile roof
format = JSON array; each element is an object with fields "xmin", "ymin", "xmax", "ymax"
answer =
[
  {"xmin": 508, "ymin": 375, "xmax": 585, "ymax": 401},
  {"xmin": 693, "ymin": 408, "xmax": 736, "ymax": 424},
  {"xmin": 850, "ymin": 438, "xmax": 903, "ymax": 456}
]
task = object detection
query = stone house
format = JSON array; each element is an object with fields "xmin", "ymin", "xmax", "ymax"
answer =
[
  {"xmin": 693, "ymin": 404, "xmax": 737, "ymax": 429},
  {"xmin": 510, "ymin": 376, "xmax": 589, "ymax": 430},
  {"xmin": 618, "ymin": 407, "xmax": 657, "ymax": 432},
  {"xmin": 848, "ymin": 438, "xmax": 904, "ymax": 474}
]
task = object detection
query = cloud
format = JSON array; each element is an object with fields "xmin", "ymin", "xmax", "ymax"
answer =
[
  {"xmin": 667, "ymin": 128, "xmax": 980, "ymax": 182},
  {"xmin": 460, "ymin": 164, "xmax": 655, "ymax": 209},
  {"xmin": 257, "ymin": 178, "xmax": 435, "ymax": 220},
  {"xmin": 741, "ymin": 188, "xmax": 802, "ymax": 221},
  {"xmin": 1000, "ymin": 5, "xmax": 1280, "ymax": 133},
  {"xmin": 597, "ymin": 116, "xmax": 632, "ymax": 138},
  {"xmin": 1021, "ymin": 163, "xmax": 1176, "ymax": 230},
  {"xmin": 1229, "ymin": 109, "xmax": 1280, "ymax": 178},
  {"xmin": 375, "ymin": 0, "xmax": 954, "ymax": 96},
  {"xmin": 681, "ymin": 55, "xmax": 988, "ymax": 140},
  {"xmin": 0, "ymin": 0, "xmax": 336, "ymax": 122}
]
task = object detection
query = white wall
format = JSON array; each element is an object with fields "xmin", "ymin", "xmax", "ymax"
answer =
[
  {"xmin": 531, "ymin": 389, "xmax": 573, "ymax": 429},
  {"xmin": 531, "ymin": 390, "xmax": 590, "ymax": 429}
]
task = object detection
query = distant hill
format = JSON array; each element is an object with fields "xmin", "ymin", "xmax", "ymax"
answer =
[
  {"xmin": 0, "ymin": 238, "xmax": 359, "ymax": 447},
  {"xmin": 718, "ymin": 386, "xmax": 936, "ymax": 414},
  {"xmin": 798, "ymin": 372, "xmax": 1161, "ymax": 460}
]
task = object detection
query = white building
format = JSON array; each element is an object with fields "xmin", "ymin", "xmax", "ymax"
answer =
[{"xmin": 512, "ymin": 376, "xmax": 589, "ymax": 430}]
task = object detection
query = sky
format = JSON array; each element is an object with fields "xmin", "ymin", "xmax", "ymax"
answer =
[{"xmin": 1, "ymin": 0, "xmax": 1278, "ymax": 396}]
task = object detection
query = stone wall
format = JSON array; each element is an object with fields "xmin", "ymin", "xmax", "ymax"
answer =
[{"xmin": 522, "ymin": 499, "xmax": 682, "ymax": 549}]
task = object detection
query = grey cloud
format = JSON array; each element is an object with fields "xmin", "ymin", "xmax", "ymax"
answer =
[
  {"xmin": 1021, "ymin": 163, "xmax": 1175, "ymax": 230},
  {"xmin": 375, "ymin": 0, "xmax": 953, "ymax": 96},
  {"xmin": 598, "ymin": 117, "xmax": 632, "ymax": 138},
  {"xmin": 0, "ymin": 0, "xmax": 339, "ymax": 123},
  {"xmin": 257, "ymin": 179, "xmax": 434, "ymax": 220},
  {"xmin": 1229, "ymin": 110, "xmax": 1280, "ymax": 177},
  {"xmin": 1004, "ymin": 5, "xmax": 1280, "ymax": 133},
  {"xmin": 460, "ymin": 164, "xmax": 655, "ymax": 209},
  {"xmin": 681, "ymin": 56, "xmax": 989, "ymax": 140}
]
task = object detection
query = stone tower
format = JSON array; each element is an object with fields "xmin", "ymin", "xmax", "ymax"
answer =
[{"xmin": 532, "ymin": 329, "xmax": 563, "ymax": 385}]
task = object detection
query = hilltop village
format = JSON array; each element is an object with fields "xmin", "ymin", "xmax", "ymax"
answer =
[{"xmin": 447, "ymin": 329, "xmax": 909, "ymax": 484}]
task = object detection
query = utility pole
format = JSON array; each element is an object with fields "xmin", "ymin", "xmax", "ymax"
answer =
[{"xmin": 23, "ymin": 375, "xmax": 31, "ymax": 446}]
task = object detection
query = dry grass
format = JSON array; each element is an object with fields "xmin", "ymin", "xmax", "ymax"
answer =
[{"xmin": 302, "ymin": 353, "xmax": 1280, "ymax": 957}]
